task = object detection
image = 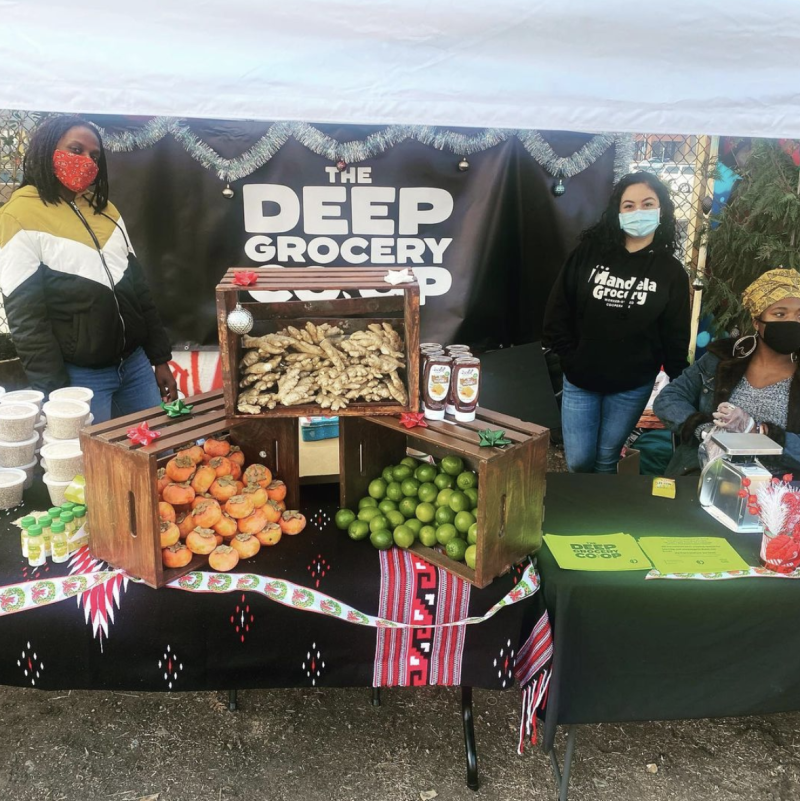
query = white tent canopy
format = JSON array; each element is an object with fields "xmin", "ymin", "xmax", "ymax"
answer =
[{"xmin": 2, "ymin": 0, "xmax": 799, "ymax": 137}]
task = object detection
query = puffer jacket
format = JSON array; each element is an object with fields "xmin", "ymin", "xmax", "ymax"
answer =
[
  {"xmin": 654, "ymin": 339, "xmax": 800, "ymax": 475},
  {"xmin": 0, "ymin": 186, "xmax": 171, "ymax": 394}
]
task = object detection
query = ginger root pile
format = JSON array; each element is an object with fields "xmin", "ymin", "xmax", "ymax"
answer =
[{"xmin": 237, "ymin": 322, "xmax": 407, "ymax": 413}]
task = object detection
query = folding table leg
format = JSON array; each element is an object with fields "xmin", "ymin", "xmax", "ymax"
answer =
[
  {"xmin": 461, "ymin": 686, "xmax": 479, "ymax": 791},
  {"xmin": 547, "ymin": 726, "xmax": 577, "ymax": 801},
  {"xmin": 372, "ymin": 687, "xmax": 382, "ymax": 706},
  {"xmin": 228, "ymin": 689, "xmax": 238, "ymax": 712}
]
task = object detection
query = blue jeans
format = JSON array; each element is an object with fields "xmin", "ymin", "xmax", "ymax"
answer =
[
  {"xmin": 65, "ymin": 347, "xmax": 162, "ymax": 424},
  {"xmin": 561, "ymin": 376, "xmax": 653, "ymax": 474}
]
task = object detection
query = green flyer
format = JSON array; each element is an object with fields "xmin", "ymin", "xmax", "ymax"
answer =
[
  {"xmin": 543, "ymin": 533, "xmax": 652, "ymax": 571},
  {"xmin": 637, "ymin": 537, "xmax": 750, "ymax": 574}
]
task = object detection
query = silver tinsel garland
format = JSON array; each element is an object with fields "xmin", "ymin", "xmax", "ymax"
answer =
[{"xmin": 100, "ymin": 118, "xmax": 634, "ymax": 184}]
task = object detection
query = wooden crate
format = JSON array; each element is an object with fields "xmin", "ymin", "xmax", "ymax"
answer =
[
  {"xmin": 80, "ymin": 389, "xmax": 299, "ymax": 588},
  {"xmin": 216, "ymin": 267, "xmax": 420, "ymax": 418},
  {"xmin": 339, "ymin": 409, "xmax": 549, "ymax": 588}
]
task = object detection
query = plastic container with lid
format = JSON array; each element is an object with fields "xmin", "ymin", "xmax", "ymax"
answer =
[
  {"xmin": 50, "ymin": 521, "xmax": 69, "ymax": 563},
  {"xmin": 48, "ymin": 387, "xmax": 94, "ymax": 405},
  {"xmin": 42, "ymin": 399, "xmax": 91, "ymax": 440},
  {"xmin": 60, "ymin": 511, "xmax": 76, "ymax": 537},
  {"xmin": 452, "ymin": 356, "xmax": 481, "ymax": 423},
  {"xmin": 0, "ymin": 434, "xmax": 40, "ymax": 467},
  {"xmin": 38, "ymin": 515, "xmax": 52, "ymax": 557},
  {"xmin": 1, "ymin": 389, "xmax": 45, "ymax": 412},
  {"xmin": 27, "ymin": 525, "xmax": 46, "ymax": 567},
  {"xmin": 19, "ymin": 515, "xmax": 36, "ymax": 557},
  {"xmin": 0, "ymin": 468, "xmax": 26, "ymax": 509},
  {"xmin": 18, "ymin": 458, "xmax": 37, "ymax": 490},
  {"xmin": 42, "ymin": 472, "xmax": 73, "ymax": 507},
  {"xmin": 0, "ymin": 401, "xmax": 39, "ymax": 442},
  {"xmin": 40, "ymin": 440, "xmax": 84, "ymax": 481},
  {"xmin": 422, "ymin": 354, "xmax": 453, "ymax": 421}
]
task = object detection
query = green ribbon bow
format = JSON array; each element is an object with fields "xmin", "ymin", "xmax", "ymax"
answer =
[
  {"xmin": 478, "ymin": 428, "xmax": 512, "ymax": 448},
  {"xmin": 161, "ymin": 399, "xmax": 194, "ymax": 418}
]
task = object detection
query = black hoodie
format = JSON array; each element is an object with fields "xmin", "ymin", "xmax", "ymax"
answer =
[{"xmin": 543, "ymin": 238, "xmax": 691, "ymax": 393}]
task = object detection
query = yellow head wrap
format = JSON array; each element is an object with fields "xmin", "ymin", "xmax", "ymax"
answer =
[{"xmin": 742, "ymin": 268, "xmax": 800, "ymax": 319}]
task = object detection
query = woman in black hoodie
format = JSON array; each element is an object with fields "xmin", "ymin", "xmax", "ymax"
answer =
[{"xmin": 543, "ymin": 172, "xmax": 690, "ymax": 473}]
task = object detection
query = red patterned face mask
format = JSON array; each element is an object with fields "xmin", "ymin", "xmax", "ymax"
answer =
[{"xmin": 52, "ymin": 149, "xmax": 99, "ymax": 193}]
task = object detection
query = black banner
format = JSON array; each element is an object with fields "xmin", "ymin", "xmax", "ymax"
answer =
[{"xmin": 98, "ymin": 119, "xmax": 617, "ymax": 349}]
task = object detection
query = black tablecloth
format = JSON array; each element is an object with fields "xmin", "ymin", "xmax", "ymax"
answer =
[
  {"xmin": 0, "ymin": 483, "xmax": 536, "ymax": 693},
  {"xmin": 537, "ymin": 473, "xmax": 800, "ymax": 751}
]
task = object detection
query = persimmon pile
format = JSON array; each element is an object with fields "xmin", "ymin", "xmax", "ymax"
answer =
[{"xmin": 157, "ymin": 437, "xmax": 307, "ymax": 571}]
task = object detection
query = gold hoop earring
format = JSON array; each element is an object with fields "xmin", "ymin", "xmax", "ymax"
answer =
[{"xmin": 733, "ymin": 333, "xmax": 758, "ymax": 358}]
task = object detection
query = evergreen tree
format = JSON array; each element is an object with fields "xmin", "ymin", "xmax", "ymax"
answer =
[{"xmin": 704, "ymin": 140, "xmax": 800, "ymax": 335}]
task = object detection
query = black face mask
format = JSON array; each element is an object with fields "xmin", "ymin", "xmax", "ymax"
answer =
[{"xmin": 759, "ymin": 320, "xmax": 800, "ymax": 355}]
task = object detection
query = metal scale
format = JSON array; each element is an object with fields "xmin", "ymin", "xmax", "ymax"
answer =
[{"xmin": 698, "ymin": 432, "xmax": 784, "ymax": 533}]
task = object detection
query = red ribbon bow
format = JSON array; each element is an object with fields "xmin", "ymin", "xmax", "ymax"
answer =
[
  {"xmin": 126, "ymin": 421, "xmax": 161, "ymax": 446},
  {"xmin": 233, "ymin": 270, "xmax": 259, "ymax": 287},
  {"xmin": 399, "ymin": 412, "xmax": 427, "ymax": 430}
]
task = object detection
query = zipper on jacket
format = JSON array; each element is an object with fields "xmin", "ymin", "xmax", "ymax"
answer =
[{"xmin": 68, "ymin": 201, "xmax": 127, "ymax": 357}]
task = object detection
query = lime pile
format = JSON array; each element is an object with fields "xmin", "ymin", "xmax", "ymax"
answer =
[{"xmin": 335, "ymin": 455, "xmax": 479, "ymax": 568}]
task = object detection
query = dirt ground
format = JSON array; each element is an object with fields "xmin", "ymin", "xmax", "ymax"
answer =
[{"xmin": 1, "ymin": 444, "xmax": 798, "ymax": 801}]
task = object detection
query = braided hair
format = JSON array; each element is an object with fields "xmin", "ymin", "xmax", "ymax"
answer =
[
  {"xmin": 21, "ymin": 115, "xmax": 109, "ymax": 212},
  {"xmin": 580, "ymin": 171, "xmax": 679, "ymax": 256}
]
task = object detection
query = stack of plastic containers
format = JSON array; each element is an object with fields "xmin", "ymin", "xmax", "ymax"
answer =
[{"xmin": 0, "ymin": 390, "xmax": 43, "ymax": 493}]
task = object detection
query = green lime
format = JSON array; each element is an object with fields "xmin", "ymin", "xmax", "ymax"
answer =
[
  {"xmin": 445, "ymin": 538, "xmax": 469, "ymax": 562},
  {"xmin": 434, "ymin": 473, "xmax": 454, "ymax": 490},
  {"xmin": 392, "ymin": 465, "xmax": 413, "ymax": 482},
  {"xmin": 382, "ymin": 466, "xmax": 395, "ymax": 484},
  {"xmin": 415, "ymin": 464, "xmax": 437, "ymax": 483},
  {"xmin": 370, "ymin": 529, "xmax": 393, "ymax": 550},
  {"xmin": 398, "ymin": 497, "xmax": 419, "ymax": 519},
  {"xmin": 454, "ymin": 510, "xmax": 476, "ymax": 534},
  {"xmin": 359, "ymin": 496, "xmax": 378, "ymax": 510},
  {"xmin": 386, "ymin": 481, "xmax": 404, "ymax": 502},
  {"xmin": 418, "ymin": 482, "xmax": 438, "ymax": 503},
  {"xmin": 386, "ymin": 509, "xmax": 406, "ymax": 528},
  {"xmin": 358, "ymin": 506, "xmax": 381, "ymax": 522},
  {"xmin": 441, "ymin": 455, "xmax": 465, "ymax": 476},
  {"xmin": 467, "ymin": 522, "xmax": 478, "ymax": 545},
  {"xmin": 378, "ymin": 499, "xmax": 398, "ymax": 514},
  {"xmin": 456, "ymin": 471, "xmax": 478, "ymax": 490},
  {"xmin": 400, "ymin": 457, "xmax": 419, "ymax": 469},
  {"xmin": 435, "ymin": 506, "xmax": 455, "ymax": 525},
  {"xmin": 449, "ymin": 491, "xmax": 470, "ymax": 513},
  {"xmin": 335, "ymin": 509, "xmax": 356, "ymax": 530},
  {"xmin": 436, "ymin": 523, "xmax": 458, "ymax": 545},
  {"xmin": 348, "ymin": 519, "xmax": 370, "ymax": 541},
  {"xmin": 436, "ymin": 488, "xmax": 454, "ymax": 508},
  {"xmin": 393, "ymin": 525, "xmax": 416, "ymax": 549},
  {"xmin": 464, "ymin": 488, "xmax": 479, "ymax": 510},
  {"xmin": 401, "ymin": 478, "xmax": 421, "ymax": 497},
  {"xmin": 405, "ymin": 518, "xmax": 423, "ymax": 535},
  {"xmin": 464, "ymin": 544, "xmax": 477, "ymax": 569},
  {"xmin": 368, "ymin": 478, "xmax": 387, "ymax": 499},
  {"xmin": 415, "ymin": 502, "xmax": 436, "ymax": 523},
  {"xmin": 369, "ymin": 515, "xmax": 389, "ymax": 533},
  {"xmin": 419, "ymin": 525, "xmax": 438, "ymax": 547}
]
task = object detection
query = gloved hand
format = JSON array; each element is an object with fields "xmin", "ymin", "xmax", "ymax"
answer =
[{"xmin": 712, "ymin": 402, "xmax": 755, "ymax": 433}]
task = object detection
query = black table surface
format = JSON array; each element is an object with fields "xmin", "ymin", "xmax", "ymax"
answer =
[
  {"xmin": 0, "ymin": 483, "xmax": 536, "ymax": 693},
  {"xmin": 538, "ymin": 473, "xmax": 800, "ymax": 751}
]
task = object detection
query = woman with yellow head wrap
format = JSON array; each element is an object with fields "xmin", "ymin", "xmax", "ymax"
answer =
[{"xmin": 654, "ymin": 267, "xmax": 800, "ymax": 475}]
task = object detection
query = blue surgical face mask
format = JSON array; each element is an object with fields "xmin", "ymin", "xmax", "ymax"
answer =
[{"xmin": 618, "ymin": 208, "xmax": 660, "ymax": 238}]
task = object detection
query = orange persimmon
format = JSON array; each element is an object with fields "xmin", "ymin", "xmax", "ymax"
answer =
[
  {"xmin": 213, "ymin": 513, "xmax": 239, "ymax": 540},
  {"xmin": 204, "ymin": 438, "xmax": 231, "ymax": 458},
  {"xmin": 224, "ymin": 494, "xmax": 255, "ymax": 520},
  {"xmin": 156, "ymin": 468, "xmax": 170, "ymax": 497},
  {"xmin": 230, "ymin": 532, "xmax": 261, "ymax": 559},
  {"xmin": 242, "ymin": 484, "xmax": 268, "ymax": 508},
  {"xmin": 266, "ymin": 480, "xmax": 287, "ymax": 502},
  {"xmin": 192, "ymin": 498, "xmax": 222, "ymax": 529},
  {"xmin": 178, "ymin": 444, "xmax": 205, "ymax": 464},
  {"xmin": 228, "ymin": 446, "xmax": 245, "ymax": 467},
  {"xmin": 237, "ymin": 507, "xmax": 269, "ymax": 535},
  {"xmin": 191, "ymin": 464, "xmax": 217, "ymax": 495},
  {"xmin": 256, "ymin": 522, "xmax": 282, "ymax": 547},
  {"xmin": 262, "ymin": 499, "xmax": 283, "ymax": 524},
  {"xmin": 275, "ymin": 500, "xmax": 286, "ymax": 512},
  {"xmin": 229, "ymin": 461, "xmax": 243, "ymax": 481},
  {"xmin": 186, "ymin": 527, "xmax": 218, "ymax": 555},
  {"xmin": 166, "ymin": 455, "xmax": 196, "ymax": 483},
  {"xmin": 158, "ymin": 501, "xmax": 176, "ymax": 523},
  {"xmin": 208, "ymin": 545, "xmax": 240, "ymax": 572},
  {"xmin": 279, "ymin": 511, "xmax": 306, "ymax": 535},
  {"xmin": 243, "ymin": 464, "xmax": 272, "ymax": 488},
  {"xmin": 159, "ymin": 520, "xmax": 180, "ymax": 548},
  {"xmin": 162, "ymin": 542, "xmax": 192, "ymax": 569},
  {"xmin": 176, "ymin": 511, "xmax": 196, "ymax": 540},
  {"xmin": 162, "ymin": 482, "xmax": 196, "ymax": 506},
  {"xmin": 208, "ymin": 456, "xmax": 233, "ymax": 478},
  {"xmin": 209, "ymin": 476, "xmax": 239, "ymax": 503}
]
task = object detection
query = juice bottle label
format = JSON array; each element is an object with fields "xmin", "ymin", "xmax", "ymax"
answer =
[
  {"xmin": 456, "ymin": 368, "xmax": 480, "ymax": 403},
  {"xmin": 427, "ymin": 365, "xmax": 451, "ymax": 402}
]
